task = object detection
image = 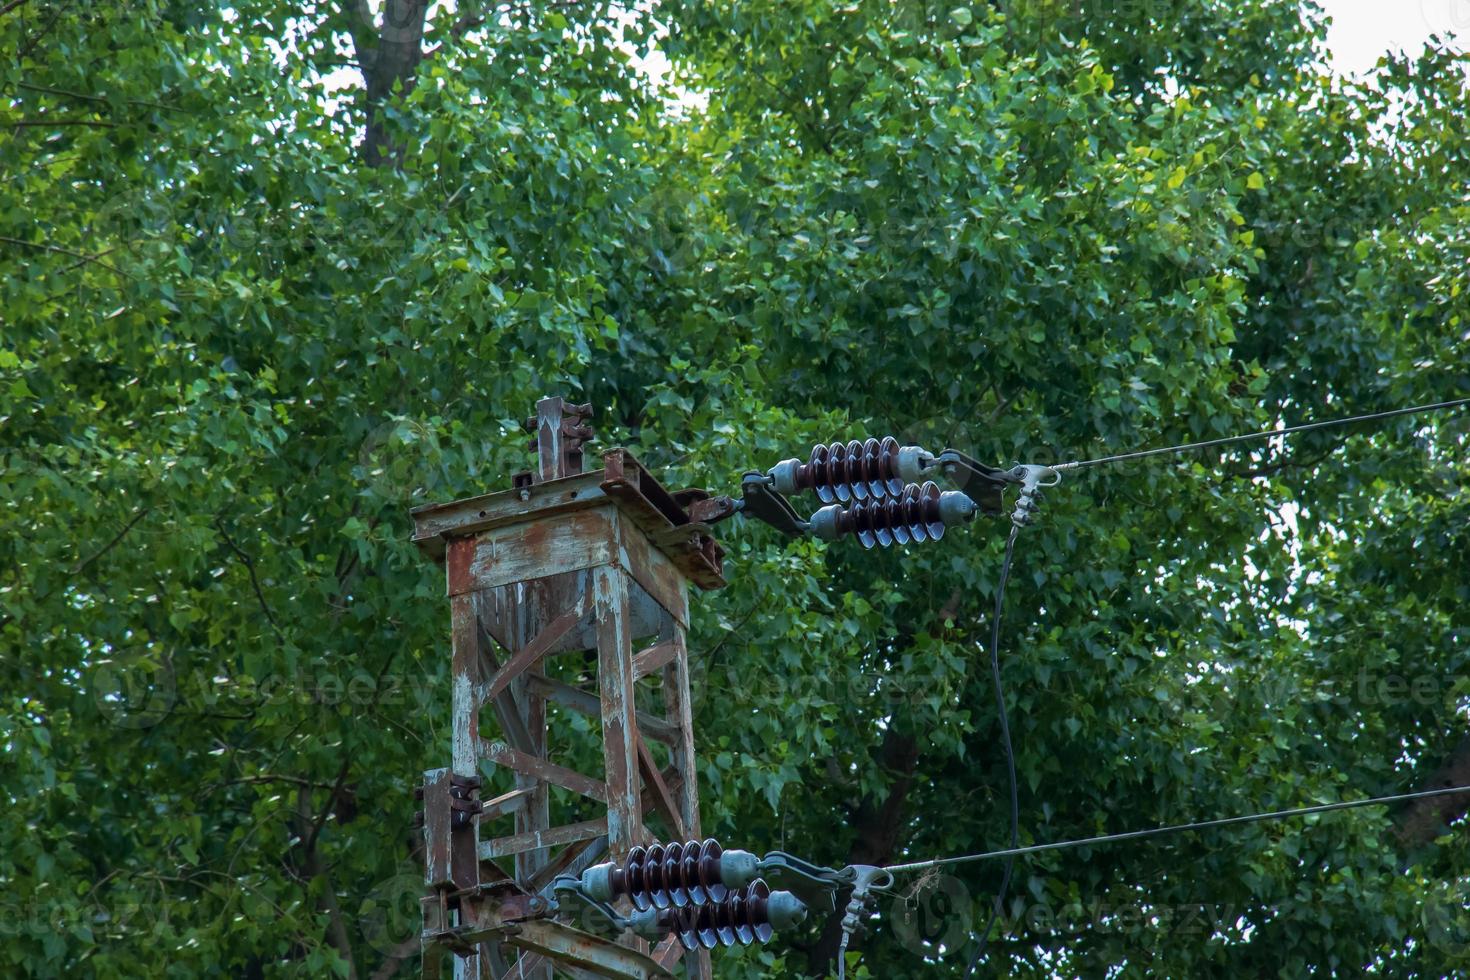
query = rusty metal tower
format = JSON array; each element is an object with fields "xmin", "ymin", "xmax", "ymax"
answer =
[{"xmin": 411, "ymin": 396, "xmax": 725, "ymax": 979}]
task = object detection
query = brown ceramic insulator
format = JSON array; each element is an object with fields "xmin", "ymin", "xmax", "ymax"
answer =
[
  {"xmin": 833, "ymin": 481, "xmax": 947, "ymax": 549},
  {"xmin": 662, "ymin": 880, "xmax": 777, "ymax": 950},
  {"xmin": 801, "ymin": 436, "xmax": 904, "ymax": 503},
  {"xmin": 614, "ymin": 839, "xmax": 728, "ymax": 912}
]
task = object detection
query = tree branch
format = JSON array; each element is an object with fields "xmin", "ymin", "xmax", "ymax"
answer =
[
  {"xmin": 369, "ymin": 936, "xmax": 420, "ymax": 980},
  {"xmin": 214, "ymin": 517, "xmax": 284, "ymax": 639},
  {"xmin": 8, "ymin": 117, "xmax": 117, "ymax": 127},
  {"xmin": 295, "ymin": 785, "xmax": 359, "ymax": 979},
  {"xmin": 73, "ymin": 506, "xmax": 152, "ymax": 573},
  {"xmin": 1, "ymin": 234, "xmax": 129, "ymax": 276}
]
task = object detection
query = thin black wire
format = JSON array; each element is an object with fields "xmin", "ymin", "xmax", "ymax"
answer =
[
  {"xmin": 1052, "ymin": 397, "xmax": 1470, "ymax": 472},
  {"xmin": 885, "ymin": 783, "xmax": 1470, "ymax": 875},
  {"xmin": 962, "ymin": 522, "xmax": 1022, "ymax": 979}
]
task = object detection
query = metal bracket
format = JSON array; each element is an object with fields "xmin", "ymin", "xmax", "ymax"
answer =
[
  {"xmin": 1006, "ymin": 463, "xmax": 1061, "ymax": 527},
  {"xmin": 835, "ymin": 865, "xmax": 894, "ymax": 980},
  {"xmin": 929, "ymin": 450, "xmax": 1012, "ymax": 513},
  {"xmin": 734, "ymin": 473, "xmax": 811, "ymax": 537},
  {"xmin": 751, "ymin": 851, "xmax": 847, "ymax": 913}
]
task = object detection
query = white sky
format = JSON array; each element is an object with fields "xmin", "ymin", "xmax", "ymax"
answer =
[
  {"xmin": 323, "ymin": 3, "xmax": 1467, "ymax": 110},
  {"xmin": 1317, "ymin": 0, "xmax": 1468, "ymax": 75}
]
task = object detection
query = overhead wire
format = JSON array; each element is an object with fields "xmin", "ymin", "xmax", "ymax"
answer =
[
  {"xmin": 885, "ymin": 784, "xmax": 1470, "ymax": 876},
  {"xmin": 961, "ymin": 521, "xmax": 1022, "ymax": 979},
  {"xmin": 1051, "ymin": 397, "xmax": 1470, "ymax": 472},
  {"xmin": 934, "ymin": 397, "xmax": 1468, "ymax": 973}
]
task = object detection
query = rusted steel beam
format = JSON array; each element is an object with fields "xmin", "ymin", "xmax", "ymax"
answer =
[
  {"xmin": 480, "ymin": 740, "xmax": 609, "ymax": 804},
  {"xmin": 450, "ymin": 584, "xmax": 482, "ymax": 778},
  {"xmin": 446, "ymin": 586, "xmax": 484, "ymax": 924},
  {"xmin": 594, "ymin": 565, "xmax": 642, "ymax": 858},
  {"xmin": 634, "ymin": 734, "xmax": 684, "ymax": 841},
  {"xmin": 528, "ymin": 835, "xmax": 609, "ymax": 893},
  {"xmin": 524, "ymin": 674, "xmax": 681, "ymax": 746},
  {"xmin": 656, "ymin": 626, "xmax": 710, "ymax": 980},
  {"xmin": 479, "ymin": 595, "xmax": 589, "ymax": 705},
  {"xmin": 481, "ymin": 787, "xmax": 535, "ymax": 821},
  {"xmin": 601, "ymin": 450, "xmax": 687, "ymax": 532},
  {"xmin": 448, "ymin": 508, "xmax": 617, "ymax": 596},
  {"xmin": 476, "ymin": 626, "xmax": 538, "ymax": 754},
  {"xmin": 663, "ymin": 627, "xmax": 703, "ymax": 843},
  {"xmin": 502, "ymin": 919, "xmax": 673, "ymax": 980},
  {"xmin": 615, "ymin": 518, "xmax": 690, "ymax": 629},
  {"xmin": 480, "ymin": 817, "xmax": 609, "ymax": 860},
  {"xmin": 422, "ymin": 768, "xmax": 454, "ymax": 888},
  {"xmin": 652, "ymin": 935, "xmax": 685, "ymax": 968},
  {"xmin": 411, "ymin": 470, "xmax": 607, "ymax": 556},
  {"xmin": 603, "ymin": 449, "xmax": 724, "ymax": 591},
  {"xmin": 529, "ymin": 396, "xmax": 594, "ymax": 482},
  {"xmin": 631, "ymin": 642, "xmax": 678, "ymax": 680}
]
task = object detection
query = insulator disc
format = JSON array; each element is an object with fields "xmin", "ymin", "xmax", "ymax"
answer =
[
  {"xmin": 878, "ymin": 436, "xmax": 903, "ymax": 496},
  {"xmin": 922, "ymin": 481, "xmax": 946, "ymax": 540},
  {"xmin": 627, "ymin": 845, "xmax": 649, "ymax": 910},
  {"xmin": 645, "ymin": 844, "xmax": 668, "ymax": 910},
  {"xmin": 699, "ymin": 838, "xmax": 725, "ymax": 903},
  {"xmin": 664, "ymin": 841, "xmax": 688, "ymax": 908},
  {"xmin": 741, "ymin": 880, "xmax": 770, "ymax": 945},
  {"xmin": 666, "ymin": 907, "xmax": 693, "ymax": 951},
  {"xmin": 829, "ymin": 442, "xmax": 850, "ymax": 502},
  {"xmin": 810, "ymin": 444, "xmax": 834, "ymax": 504},
  {"xmin": 711, "ymin": 897, "xmax": 735, "ymax": 947},
  {"xmin": 844, "ymin": 440, "xmax": 865, "ymax": 502},
  {"xmin": 677, "ymin": 841, "xmax": 700, "ymax": 908},
  {"xmin": 698, "ymin": 903, "xmax": 721, "ymax": 949},
  {"xmin": 887, "ymin": 505, "xmax": 911, "ymax": 552}
]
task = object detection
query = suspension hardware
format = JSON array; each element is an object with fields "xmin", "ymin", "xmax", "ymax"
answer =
[{"xmin": 1007, "ymin": 464, "xmax": 1060, "ymax": 528}]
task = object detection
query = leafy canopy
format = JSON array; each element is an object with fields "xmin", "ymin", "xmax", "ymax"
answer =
[{"xmin": 2, "ymin": 0, "xmax": 1468, "ymax": 977}]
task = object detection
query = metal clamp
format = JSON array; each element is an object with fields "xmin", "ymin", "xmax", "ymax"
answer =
[
  {"xmin": 1007, "ymin": 463, "xmax": 1060, "ymax": 527},
  {"xmin": 735, "ymin": 473, "xmax": 812, "ymax": 537},
  {"xmin": 835, "ymin": 865, "xmax": 895, "ymax": 980}
]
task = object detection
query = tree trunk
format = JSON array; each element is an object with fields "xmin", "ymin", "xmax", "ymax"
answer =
[
  {"xmin": 347, "ymin": 0, "xmax": 430, "ymax": 168},
  {"xmin": 806, "ymin": 729, "xmax": 920, "ymax": 977},
  {"xmin": 1395, "ymin": 733, "xmax": 1470, "ymax": 849}
]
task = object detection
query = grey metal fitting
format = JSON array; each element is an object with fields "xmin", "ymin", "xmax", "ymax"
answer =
[
  {"xmin": 937, "ymin": 490, "xmax": 977, "ymax": 526},
  {"xmin": 1008, "ymin": 464, "xmax": 1060, "ymax": 528},
  {"xmin": 810, "ymin": 505, "xmax": 843, "ymax": 541},
  {"xmin": 579, "ymin": 862, "xmax": 616, "ymax": 904},
  {"xmin": 720, "ymin": 849, "xmax": 760, "ymax": 890},
  {"xmin": 768, "ymin": 459, "xmax": 802, "ymax": 496},
  {"xmin": 896, "ymin": 445, "xmax": 934, "ymax": 483},
  {"xmin": 627, "ymin": 906, "xmax": 666, "ymax": 941},
  {"xmin": 767, "ymin": 891, "xmax": 809, "ymax": 931}
]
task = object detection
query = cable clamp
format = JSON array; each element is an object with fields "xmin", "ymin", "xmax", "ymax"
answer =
[
  {"xmin": 835, "ymin": 865, "xmax": 894, "ymax": 979},
  {"xmin": 1006, "ymin": 464, "xmax": 1060, "ymax": 527}
]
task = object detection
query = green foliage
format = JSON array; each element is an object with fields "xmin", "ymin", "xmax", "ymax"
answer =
[{"xmin": 2, "ymin": 0, "xmax": 1467, "ymax": 977}]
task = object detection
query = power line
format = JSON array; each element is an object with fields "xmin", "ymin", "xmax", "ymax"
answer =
[
  {"xmin": 1052, "ymin": 397, "xmax": 1470, "ymax": 472},
  {"xmin": 885, "ymin": 784, "xmax": 1470, "ymax": 875},
  {"xmin": 963, "ymin": 522, "xmax": 1022, "ymax": 977}
]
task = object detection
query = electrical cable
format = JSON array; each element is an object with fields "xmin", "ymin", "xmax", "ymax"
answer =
[
  {"xmin": 1051, "ymin": 397, "xmax": 1470, "ymax": 472},
  {"xmin": 884, "ymin": 783, "xmax": 1470, "ymax": 875},
  {"xmin": 960, "ymin": 521, "xmax": 1023, "ymax": 978}
]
